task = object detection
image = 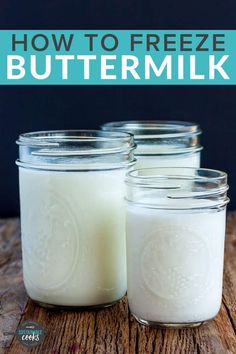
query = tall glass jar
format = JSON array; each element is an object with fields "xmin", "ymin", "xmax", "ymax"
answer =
[
  {"xmin": 16, "ymin": 130, "xmax": 136, "ymax": 309},
  {"xmin": 125, "ymin": 167, "xmax": 229, "ymax": 327},
  {"xmin": 102, "ymin": 120, "xmax": 202, "ymax": 168}
]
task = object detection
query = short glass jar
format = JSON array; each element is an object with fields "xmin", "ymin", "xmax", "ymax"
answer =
[
  {"xmin": 125, "ymin": 167, "xmax": 229, "ymax": 328},
  {"xmin": 102, "ymin": 120, "xmax": 202, "ymax": 168},
  {"xmin": 16, "ymin": 130, "xmax": 136, "ymax": 309}
]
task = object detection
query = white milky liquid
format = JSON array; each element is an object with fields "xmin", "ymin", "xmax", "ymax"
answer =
[
  {"xmin": 126, "ymin": 203, "xmax": 226, "ymax": 324},
  {"xmin": 19, "ymin": 168, "xmax": 127, "ymax": 307},
  {"xmin": 135, "ymin": 151, "xmax": 200, "ymax": 169}
]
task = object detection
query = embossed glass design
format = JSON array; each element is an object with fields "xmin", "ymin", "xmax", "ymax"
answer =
[
  {"xmin": 125, "ymin": 167, "xmax": 229, "ymax": 328},
  {"xmin": 102, "ymin": 120, "xmax": 202, "ymax": 168},
  {"xmin": 16, "ymin": 130, "xmax": 136, "ymax": 309}
]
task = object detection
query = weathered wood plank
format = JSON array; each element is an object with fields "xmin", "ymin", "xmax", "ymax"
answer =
[
  {"xmin": 1, "ymin": 213, "xmax": 236, "ymax": 354},
  {"xmin": 0, "ymin": 219, "xmax": 28, "ymax": 352},
  {"xmin": 7, "ymin": 297, "xmax": 130, "ymax": 354},
  {"xmin": 128, "ymin": 303, "xmax": 236, "ymax": 354},
  {"xmin": 223, "ymin": 212, "xmax": 236, "ymax": 334}
]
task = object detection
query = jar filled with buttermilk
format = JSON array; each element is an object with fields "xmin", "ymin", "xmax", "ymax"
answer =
[
  {"xmin": 16, "ymin": 130, "xmax": 136, "ymax": 309},
  {"xmin": 125, "ymin": 167, "xmax": 229, "ymax": 327}
]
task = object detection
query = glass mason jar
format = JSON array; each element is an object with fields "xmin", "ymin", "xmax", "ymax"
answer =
[
  {"xmin": 16, "ymin": 130, "xmax": 136, "ymax": 309},
  {"xmin": 102, "ymin": 120, "xmax": 202, "ymax": 168},
  {"xmin": 125, "ymin": 167, "xmax": 229, "ymax": 328}
]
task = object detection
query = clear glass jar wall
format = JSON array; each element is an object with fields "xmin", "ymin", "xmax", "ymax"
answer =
[
  {"xmin": 16, "ymin": 130, "xmax": 136, "ymax": 309},
  {"xmin": 102, "ymin": 120, "xmax": 202, "ymax": 168},
  {"xmin": 125, "ymin": 167, "xmax": 229, "ymax": 328}
]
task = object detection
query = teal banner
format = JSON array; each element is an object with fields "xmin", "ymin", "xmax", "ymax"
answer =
[{"xmin": 0, "ymin": 30, "xmax": 235, "ymax": 84}]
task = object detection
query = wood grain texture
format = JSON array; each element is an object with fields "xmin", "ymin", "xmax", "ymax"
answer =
[
  {"xmin": 0, "ymin": 219, "xmax": 28, "ymax": 352},
  {"xmin": 1, "ymin": 213, "xmax": 236, "ymax": 354}
]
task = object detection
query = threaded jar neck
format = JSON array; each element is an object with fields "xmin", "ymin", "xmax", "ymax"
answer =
[
  {"xmin": 125, "ymin": 167, "xmax": 229, "ymax": 210},
  {"xmin": 102, "ymin": 120, "xmax": 202, "ymax": 156},
  {"xmin": 16, "ymin": 130, "xmax": 136, "ymax": 171}
]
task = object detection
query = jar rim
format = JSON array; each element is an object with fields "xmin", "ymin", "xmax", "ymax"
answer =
[
  {"xmin": 125, "ymin": 167, "xmax": 229, "ymax": 209},
  {"xmin": 17, "ymin": 129, "xmax": 134, "ymax": 146},
  {"xmin": 102, "ymin": 120, "xmax": 202, "ymax": 155},
  {"xmin": 126, "ymin": 167, "xmax": 227, "ymax": 184},
  {"xmin": 16, "ymin": 130, "xmax": 136, "ymax": 170},
  {"xmin": 102, "ymin": 120, "xmax": 201, "ymax": 139},
  {"xmin": 16, "ymin": 129, "xmax": 136, "ymax": 156}
]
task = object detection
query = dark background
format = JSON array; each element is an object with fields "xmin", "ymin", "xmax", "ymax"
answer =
[{"xmin": 0, "ymin": 1, "xmax": 236, "ymax": 216}]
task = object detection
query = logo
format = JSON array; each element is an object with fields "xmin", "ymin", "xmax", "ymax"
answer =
[{"xmin": 16, "ymin": 320, "xmax": 45, "ymax": 347}]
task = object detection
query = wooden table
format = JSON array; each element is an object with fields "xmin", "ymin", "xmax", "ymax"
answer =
[{"xmin": 0, "ymin": 214, "xmax": 236, "ymax": 354}]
